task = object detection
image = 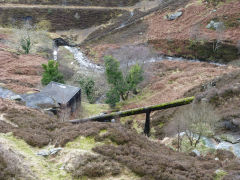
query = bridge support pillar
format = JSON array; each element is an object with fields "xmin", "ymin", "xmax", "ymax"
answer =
[{"xmin": 144, "ymin": 110, "xmax": 151, "ymax": 136}]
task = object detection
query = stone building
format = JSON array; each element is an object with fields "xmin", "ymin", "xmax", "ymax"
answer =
[{"xmin": 41, "ymin": 82, "xmax": 81, "ymax": 121}]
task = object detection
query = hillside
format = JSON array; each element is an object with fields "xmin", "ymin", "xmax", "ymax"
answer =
[
  {"xmin": 0, "ymin": 0, "xmax": 240, "ymax": 179},
  {"xmin": 86, "ymin": 0, "xmax": 239, "ymax": 63}
]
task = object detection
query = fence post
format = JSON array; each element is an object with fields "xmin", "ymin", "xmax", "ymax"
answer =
[{"xmin": 144, "ymin": 110, "xmax": 151, "ymax": 136}]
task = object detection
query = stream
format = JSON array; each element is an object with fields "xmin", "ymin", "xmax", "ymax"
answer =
[
  {"xmin": 202, "ymin": 134, "xmax": 240, "ymax": 157},
  {"xmin": 55, "ymin": 46, "xmax": 224, "ymax": 73},
  {"xmin": 174, "ymin": 133, "xmax": 240, "ymax": 157},
  {"xmin": 53, "ymin": 46, "xmax": 103, "ymax": 72},
  {"xmin": 199, "ymin": 137, "xmax": 240, "ymax": 157},
  {"xmin": 64, "ymin": 46, "xmax": 103, "ymax": 71}
]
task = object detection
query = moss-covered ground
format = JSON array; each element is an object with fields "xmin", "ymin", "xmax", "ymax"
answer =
[{"xmin": 0, "ymin": 133, "xmax": 71, "ymax": 180}]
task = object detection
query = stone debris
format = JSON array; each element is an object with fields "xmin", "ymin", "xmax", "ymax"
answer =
[
  {"xmin": 206, "ymin": 20, "xmax": 224, "ymax": 30},
  {"xmin": 10, "ymin": 95, "xmax": 23, "ymax": 101},
  {"xmin": 192, "ymin": 149, "xmax": 201, "ymax": 157},
  {"xmin": 166, "ymin": 11, "xmax": 183, "ymax": 21},
  {"xmin": 37, "ymin": 147, "xmax": 63, "ymax": 157}
]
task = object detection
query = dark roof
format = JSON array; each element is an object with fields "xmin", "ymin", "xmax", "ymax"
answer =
[
  {"xmin": 41, "ymin": 82, "xmax": 81, "ymax": 105},
  {"xmin": 21, "ymin": 92, "xmax": 58, "ymax": 109}
]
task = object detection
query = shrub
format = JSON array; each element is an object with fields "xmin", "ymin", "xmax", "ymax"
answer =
[
  {"xmin": 36, "ymin": 20, "xmax": 51, "ymax": 31},
  {"xmin": 20, "ymin": 35, "xmax": 31, "ymax": 54},
  {"xmin": 41, "ymin": 60, "xmax": 64, "ymax": 85},
  {"xmin": 126, "ymin": 63, "xmax": 143, "ymax": 94},
  {"xmin": 104, "ymin": 56, "xmax": 144, "ymax": 107},
  {"xmin": 105, "ymin": 88, "xmax": 120, "ymax": 108},
  {"xmin": 79, "ymin": 77, "xmax": 96, "ymax": 104},
  {"xmin": 68, "ymin": 154, "xmax": 121, "ymax": 178}
]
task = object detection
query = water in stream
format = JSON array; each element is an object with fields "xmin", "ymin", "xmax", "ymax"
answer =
[
  {"xmin": 64, "ymin": 46, "xmax": 103, "ymax": 71},
  {"xmin": 53, "ymin": 46, "xmax": 103, "ymax": 71},
  {"xmin": 177, "ymin": 133, "xmax": 240, "ymax": 157},
  {"xmin": 59, "ymin": 46, "xmax": 224, "ymax": 72},
  {"xmin": 203, "ymin": 137, "xmax": 240, "ymax": 157},
  {"xmin": 0, "ymin": 87, "xmax": 17, "ymax": 99}
]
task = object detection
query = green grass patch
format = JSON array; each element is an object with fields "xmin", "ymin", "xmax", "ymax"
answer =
[
  {"xmin": 65, "ymin": 136, "xmax": 102, "ymax": 151},
  {"xmin": 133, "ymin": 119, "xmax": 143, "ymax": 134},
  {"xmin": 117, "ymin": 89, "xmax": 153, "ymax": 108},
  {"xmin": 0, "ymin": 133, "xmax": 71, "ymax": 180},
  {"xmin": 80, "ymin": 102, "xmax": 109, "ymax": 118},
  {"xmin": 214, "ymin": 169, "xmax": 227, "ymax": 180},
  {"xmin": 158, "ymin": 122, "xmax": 164, "ymax": 128},
  {"xmin": 99, "ymin": 129, "xmax": 108, "ymax": 136}
]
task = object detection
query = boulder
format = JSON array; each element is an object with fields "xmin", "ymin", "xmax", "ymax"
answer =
[
  {"xmin": 206, "ymin": 20, "xmax": 224, "ymax": 30},
  {"xmin": 191, "ymin": 149, "xmax": 201, "ymax": 157},
  {"xmin": 53, "ymin": 38, "xmax": 70, "ymax": 47},
  {"xmin": 216, "ymin": 133, "xmax": 240, "ymax": 144},
  {"xmin": 10, "ymin": 95, "xmax": 22, "ymax": 101},
  {"xmin": 220, "ymin": 120, "xmax": 239, "ymax": 132},
  {"xmin": 166, "ymin": 11, "xmax": 183, "ymax": 21},
  {"xmin": 232, "ymin": 118, "xmax": 240, "ymax": 127},
  {"xmin": 216, "ymin": 141, "xmax": 240, "ymax": 157},
  {"xmin": 37, "ymin": 147, "xmax": 62, "ymax": 157}
]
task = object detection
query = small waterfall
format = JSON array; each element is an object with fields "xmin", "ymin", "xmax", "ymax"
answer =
[
  {"xmin": 130, "ymin": 11, "xmax": 134, "ymax": 17},
  {"xmin": 52, "ymin": 37, "xmax": 103, "ymax": 71},
  {"xmin": 53, "ymin": 48, "xmax": 58, "ymax": 61},
  {"xmin": 52, "ymin": 41, "xmax": 58, "ymax": 61},
  {"xmin": 64, "ymin": 46, "xmax": 103, "ymax": 71}
]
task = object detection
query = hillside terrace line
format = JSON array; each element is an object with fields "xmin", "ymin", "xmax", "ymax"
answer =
[{"xmin": 0, "ymin": 4, "xmax": 133, "ymax": 10}]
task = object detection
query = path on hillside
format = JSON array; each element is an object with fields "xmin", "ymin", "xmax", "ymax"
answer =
[{"xmin": 0, "ymin": 3, "xmax": 133, "ymax": 11}]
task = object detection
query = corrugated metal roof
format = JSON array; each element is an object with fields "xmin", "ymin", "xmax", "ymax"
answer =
[{"xmin": 41, "ymin": 82, "xmax": 81, "ymax": 105}]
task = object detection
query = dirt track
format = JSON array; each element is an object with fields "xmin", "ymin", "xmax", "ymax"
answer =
[{"xmin": 0, "ymin": 3, "xmax": 132, "ymax": 10}]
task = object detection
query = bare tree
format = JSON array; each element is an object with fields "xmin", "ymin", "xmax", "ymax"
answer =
[
  {"xmin": 237, "ymin": 40, "xmax": 240, "ymax": 55},
  {"xmin": 175, "ymin": 102, "xmax": 219, "ymax": 148},
  {"xmin": 190, "ymin": 24, "xmax": 201, "ymax": 41},
  {"xmin": 213, "ymin": 22, "xmax": 225, "ymax": 53},
  {"xmin": 176, "ymin": 119, "xmax": 183, "ymax": 152},
  {"xmin": 189, "ymin": 24, "xmax": 201, "ymax": 59},
  {"xmin": 189, "ymin": 24, "xmax": 208, "ymax": 59}
]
